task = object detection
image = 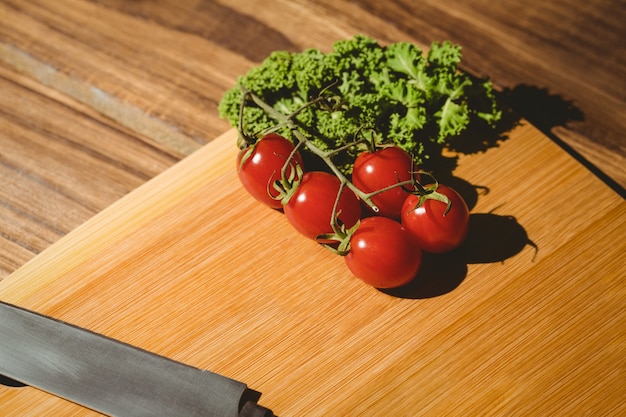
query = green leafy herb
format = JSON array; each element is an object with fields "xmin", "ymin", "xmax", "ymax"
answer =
[{"xmin": 218, "ymin": 35, "xmax": 502, "ymax": 173}]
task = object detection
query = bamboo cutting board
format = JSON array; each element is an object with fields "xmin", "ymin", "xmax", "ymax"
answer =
[{"xmin": 0, "ymin": 122, "xmax": 624, "ymax": 416}]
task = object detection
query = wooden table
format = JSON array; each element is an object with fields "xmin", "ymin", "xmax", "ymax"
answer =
[
  {"xmin": 1, "ymin": 0, "xmax": 625, "ymax": 279},
  {"xmin": 0, "ymin": 0, "xmax": 626, "ymax": 415}
]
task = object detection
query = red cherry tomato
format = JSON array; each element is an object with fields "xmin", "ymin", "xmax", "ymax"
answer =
[
  {"xmin": 345, "ymin": 216, "xmax": 422, "ymax": 288},
  {"xmin": 351, "ymin": 146, "xmax": 415, "ymax": 218},
  {"xmin": 401, "ymin": 184, "xmax": 470, "ymax": 254},
  {"xmin": 237, "ymin": 133, "xmax": 304, "ymax": 209},
  {"xmin": 284, "ymin": 171, "xmax": 361, "ymax": 241}
]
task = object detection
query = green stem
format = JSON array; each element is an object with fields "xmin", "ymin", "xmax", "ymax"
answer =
[
  {"xmin": 243, "ymin": 87, "xmax": 383, "ymax": 212},
  {"xmin": 241, "ymin": 87, "xmax": 439, "ymax": 213},
  {"xmin": 289, "ymin": 129, "xmax": 379, "ymax": 212}
]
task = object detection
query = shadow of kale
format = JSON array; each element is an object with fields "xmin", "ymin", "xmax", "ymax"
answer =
[
  {"xmin": 425, "ymin": 83, "xmax": 589, "ymax": 180},
  {"xmin": 499, "ymin": 84, "xmax": 584, "ymax": 133},
  {"xmin": 500, "ymin": 84, "xmax": 624, "ymax": 198}
]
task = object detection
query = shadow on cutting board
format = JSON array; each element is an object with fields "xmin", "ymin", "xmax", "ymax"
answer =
[
  {"xmin": 381, "ymin": 210, "xmax": 537, "ymax": 300},
  {"xmin": 380, "ymin": 213, "xmax": 537, "ymax": 299},
  {"xmin": 361, "ymin": 175, "xmax": 532, "ymax": 299}
]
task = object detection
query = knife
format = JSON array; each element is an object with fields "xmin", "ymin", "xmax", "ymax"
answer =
[{"xmin": 0, "ymin": 301, "xmax": 273, "ymax": 417}]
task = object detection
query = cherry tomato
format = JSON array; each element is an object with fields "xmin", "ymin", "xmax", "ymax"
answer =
[
  {"xmin": 284, "ymin": 171, "xmax": 361, "ymax": 241},
  {"xmin": 345, "ymin": 216, "xmax": 422, "ymax": 288},
  {"xmin": 237, "ymin": 133, "xmax": 304, "ymax": 209},
  {"xmin": 351, "ymin": 146, "xmax": 416, "ymax": 218},
  {"xmin": 401, "ymin": 184, "xmax": 470, "ymax": 254}
]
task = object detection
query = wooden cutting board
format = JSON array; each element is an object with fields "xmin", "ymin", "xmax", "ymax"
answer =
[{"xmin": 0, "ymin": 122, "xmax": 624, "ymax": 416}]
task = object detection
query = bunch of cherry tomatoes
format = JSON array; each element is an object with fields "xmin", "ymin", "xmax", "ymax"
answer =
[{"xmin": 237, "ymin": 132, "xmax": 470, "ymax": 289}]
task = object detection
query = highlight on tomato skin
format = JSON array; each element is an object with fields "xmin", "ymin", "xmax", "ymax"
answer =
[
  {"xmin": 283, "ymin": 171, "xmax": 362, "ymax": 242},
  {"xmin": 351, "ymin": 146, "xmax": 416, "ymax": 219},
  {"xmin": 344, "ymin": 216, "xmax": 422, "ymax": 288},
  {"xmin": 401, "ymin": 184, "xmax": 470, "ymax": 254},
  {"xmin": 236, "ymin": 133, "xmax": 304, "ymax": 209}
]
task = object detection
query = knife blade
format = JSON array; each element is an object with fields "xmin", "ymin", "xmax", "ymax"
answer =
[{"xmin": 0, "ymin": 301, "xmax": 273, "ymax": 417}]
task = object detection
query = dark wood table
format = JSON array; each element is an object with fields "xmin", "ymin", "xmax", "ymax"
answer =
[{"xmin": 1, "ymin": 0, "xmax": 624, "ymax": 280}]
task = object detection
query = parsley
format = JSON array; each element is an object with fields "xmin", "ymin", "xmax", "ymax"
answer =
[{"xmin": 218, "ymin": 35, "xmax": 501, "ymax": 172}]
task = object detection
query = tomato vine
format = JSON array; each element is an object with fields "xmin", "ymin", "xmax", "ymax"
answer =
[{"xmin": 235, "ymin": 85, "xmax": 474, "ymax": 289}]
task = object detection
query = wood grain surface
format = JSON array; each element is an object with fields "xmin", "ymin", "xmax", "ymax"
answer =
[
  {"xmin": 1, "ymin": 1, "xmax": 625, "ymax": 414},
  {"xmin": 0, "ymin": 123, "xmax": 624, "ymax": 416},
  {"xmin": 1, "ymin": 0, "xmax": 625, "ymax": 280}
]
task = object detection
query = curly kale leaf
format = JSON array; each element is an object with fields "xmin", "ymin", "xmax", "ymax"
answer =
[
  {"xmin": 218, "ymin": 35, "xmax": 503, "ymax": 171},
  {"xmin": 385, "ymin": 42, "xmax": 430, "ymax": 90}
]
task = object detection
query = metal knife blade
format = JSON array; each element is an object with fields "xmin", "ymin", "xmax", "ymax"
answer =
[{"xmin": 0, "ymin": 301, "xmax": 273, "ymax": 417}]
